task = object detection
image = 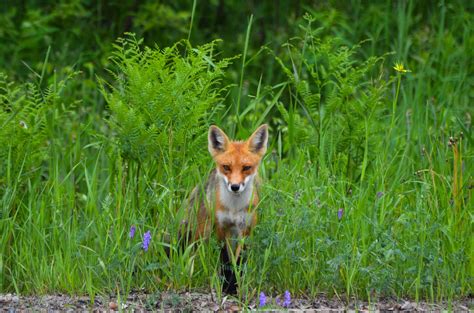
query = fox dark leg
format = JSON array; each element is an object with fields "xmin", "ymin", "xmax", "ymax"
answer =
[
  {"xmin": 220, "ymin": 245, "xmax": 238, "ymax": 294},
  {"xmin": 220, "ymin": 240, "xmax": 249, "ymax": 295}
]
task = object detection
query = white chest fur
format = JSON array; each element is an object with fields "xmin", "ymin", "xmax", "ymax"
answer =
[
  {"xmin": 216, "ymin": 176, "xmax": 255, "ymax": 236},
  {"xmin": 216, "ymin": 210, "xmax": 253, "ymax": 229}
]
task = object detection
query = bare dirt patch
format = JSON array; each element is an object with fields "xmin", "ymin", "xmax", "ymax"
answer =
[{"xmin": 0, "ymin": 292, "xmax": 472, "ymax": 312}]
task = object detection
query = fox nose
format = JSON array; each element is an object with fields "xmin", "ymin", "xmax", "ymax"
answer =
[{"xmin": 230, "ymin": 184, "xmax": 240, "ymax": 192}]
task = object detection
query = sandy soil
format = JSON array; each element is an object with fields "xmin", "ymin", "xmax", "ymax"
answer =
[{"xmin": 0, "ymin": 291, "xmax": 472, "ymax": 312}]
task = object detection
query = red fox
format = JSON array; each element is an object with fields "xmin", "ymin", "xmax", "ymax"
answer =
[{"xmin": 184, "ymin": 124, "xmax": 268, "ymax": 262}]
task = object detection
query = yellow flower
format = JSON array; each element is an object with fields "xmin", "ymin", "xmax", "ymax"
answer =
[{"xmin": 393, "ymin": 62, "xmax": 411, "ymax": 73}]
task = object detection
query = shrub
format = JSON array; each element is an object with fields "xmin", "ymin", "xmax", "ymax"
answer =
[
  {"xmin": 100, "ymin": 34, "xmax": 234, "ymax": 177},
  {"xmin": 275, "ymin": 15, "xmax": 390, "ymax": 181}
]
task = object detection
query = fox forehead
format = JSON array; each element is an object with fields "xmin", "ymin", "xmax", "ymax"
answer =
[{"xmin": 214, "ymin": 142, "xmax": 261, "ymax": 166}]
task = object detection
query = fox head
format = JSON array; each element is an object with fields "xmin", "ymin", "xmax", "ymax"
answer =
[{"xmin": 208, "ymin": 124, "xmax": 268, "ymax": 194}]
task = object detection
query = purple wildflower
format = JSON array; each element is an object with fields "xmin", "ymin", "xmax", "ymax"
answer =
[
  {"xmin": 376, "ymin": 191, "xmax": 384, "ymax": 199},
  {"xmin": 129, "ymin": 225, "xmax": 136, "ymax": 238},
  {"xmin": 337, "ymin": 208, "xmax": 344, "ymax": 220},
  {"xmin": 259, "ymin": 292, "xmax": 266, "ymax": 307},
  {"xmin": 283, "ymin": 290, "xmax": 291, "ymax": 307},
  {"xmin": 142, "ymin": 231, "xmax": 151, "ymax": 251}
]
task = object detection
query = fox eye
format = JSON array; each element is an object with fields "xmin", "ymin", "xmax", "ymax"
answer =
[
  {"xmin": 242, "ymin": 165, "xmax": 252, "ymax": 171},
  {"xmin": 223, "ymin": 165, "xmax": 231, "ymax": 172}
]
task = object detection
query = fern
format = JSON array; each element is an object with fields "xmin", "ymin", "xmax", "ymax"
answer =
[
  {"xmin": 1, "ymin": 82, "xmax": 43, "ymax": 183},
  {"xmin": 100, "ymin": 34, "xmax": 234, "ymax": 181},
  {"xmin": 276, "ymin": 16, "xmax": 390, "ymax": 180}
]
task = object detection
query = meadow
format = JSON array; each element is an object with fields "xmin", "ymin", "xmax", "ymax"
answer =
[{"xmin": 0, "ymin": 0, "xmax": 472, "ymax": 307}]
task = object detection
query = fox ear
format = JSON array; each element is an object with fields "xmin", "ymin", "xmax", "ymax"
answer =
[
  {"xmin": 208, "ymin": 125, "xmax": 229, "ymax": 156},
  {"xmin": 247, "ymin": 124, "xmax": 268, "ymax": 156}
]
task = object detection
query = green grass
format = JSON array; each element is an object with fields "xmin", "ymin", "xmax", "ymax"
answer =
[{"xmin": 0, "ymin": 0, "xmax": 472, "ymax": 306}]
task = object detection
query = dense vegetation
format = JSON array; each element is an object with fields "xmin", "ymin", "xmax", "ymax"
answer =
[{"xmin": 1, "ymin": 0, "xmax": 472, "ymax": 305}]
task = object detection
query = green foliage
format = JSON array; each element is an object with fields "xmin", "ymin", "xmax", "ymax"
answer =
[
  {"xmin": 100, "ymin": 35, "xmax": 233, "ymax": 171},
  {"xmin": 0, "ymin": 1, "xmax": 192, "ymax": 78},
  {"xmin": 251, "ymin": 150, "xmax": 472, "ymax": 299},
  {"xmin": 0, "ymin": 0, "xmax": 472, "ymax": 304},
  {"xmin": 0, "ymin": 72, "xmax": 73, "ymax": 187},
  {"xmin": 274, "ymin": 16, "xmax": 390, "ymax": 180}
]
